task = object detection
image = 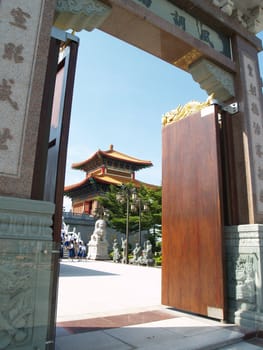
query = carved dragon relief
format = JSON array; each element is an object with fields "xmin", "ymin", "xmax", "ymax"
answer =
[
  {"xmin": 0, "ymin": 259, "xmax": 34, "ymax": 349},
  {"xmin": 162, "ymin": 94, "xmax": 215, "ymax": 126},
  {"xmin": 227, "ymin": 254, "xmax": 258, "ymax": 312},
  {"xmin": 0, "ymin": 238, "xmax": 53, "ymax": 349}
]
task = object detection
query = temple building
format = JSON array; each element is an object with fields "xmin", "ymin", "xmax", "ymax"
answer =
[{"xmin": 64, "ymin": 145, "xmax": 156, "ymax": 215}]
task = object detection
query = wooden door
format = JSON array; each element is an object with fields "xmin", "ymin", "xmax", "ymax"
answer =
[
  {"xmin": 162, "ymin": 105, "xmax": 226, "ymax": 320},
  {"xmin": 31, "ymin": 28, "xmax": 79, "ymax": 347}
]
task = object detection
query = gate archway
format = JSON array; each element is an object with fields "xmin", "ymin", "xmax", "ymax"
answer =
[{"xmin": 1, "ymin": 1, "xmax": 263, "ymax": 349}]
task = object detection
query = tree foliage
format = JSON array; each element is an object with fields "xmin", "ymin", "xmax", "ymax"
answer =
[{"xmin": 96, "ymin": 183, "xmax": 162, "ymax": 239}]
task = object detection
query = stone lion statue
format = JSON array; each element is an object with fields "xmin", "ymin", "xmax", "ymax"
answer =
[{"xmin": 91, "ymin": 219, "xmax": 106, "ymax": 242}]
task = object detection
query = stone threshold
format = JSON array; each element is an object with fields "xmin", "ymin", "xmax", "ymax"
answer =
[
  {"xmin": 56, "ymin": 310, "xmax": 177, "ymax": 336},
  {"xmin": 56, "ymin": 308, "xmax": 263, "ymax": 348},
  {"xmin": 244, "ymin": 331, "xmax": 263, "ymax": 348}
]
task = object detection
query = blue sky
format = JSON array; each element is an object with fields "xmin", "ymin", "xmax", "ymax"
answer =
[{"xmin": 63, "ymin": 29, "xmax": 263, "ymax": 210}]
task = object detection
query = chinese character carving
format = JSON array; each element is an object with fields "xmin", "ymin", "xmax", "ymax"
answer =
[
  {"xmin": 196, "ymin": 21, "xmax": 214, "ymax": 48},
  {"xmin": 256, "ymin": 144, "xmax": 263, "ymax": 158},
  {"xmin": 258, "ymin": 166, "xmax": 263, "ymax": 181},
  {"xmin": 0, "ymin": 79, "xmax": 18, "ymax": 110},
  {"xmin": 200, "ymin": 30, "xmax": 214, "ymax": 48},
  {"xmin": 3, "ymin": 43, "xmax": 24, "ymax": 63},
  {"xmin": 171, "ymin": 11, "xmax": 186, "ymax": 31},
  {"xmin": 0, "ymin": 128, "xmax": 13, "ymax": 150},
  {"xmin": 247, "ymin": 64, "xmax": 254, "ymax": 77},
  {"xmin": 9, "ymin": 7, "xmax": 31, "ymax": 30},
  {"xmin": 253, "ymin": 121, "xmax": 261, "ymax": 135},
  {"xmin": 251, "ymin": 102, "xmax": 260, "ymax": 116},
  {"xmin": 249, "ymin": 83, "xmax": 257, "ymax": 96}
]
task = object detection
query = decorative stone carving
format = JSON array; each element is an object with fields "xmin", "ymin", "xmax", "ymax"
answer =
[
  {"xmin": 228, "ymin": 254, "xmax": 257, "ymax": 311},
  {"xmin": 0, "ymin": 196, "xmax": 54, "ymax": 240},
  {"xmin": 139, "ymin": 240, "xmax": 154, "ymax": 266},
  {"xmin": 211, "ymin": 1, "xmax": 263, "ymax": 33},
  {"xmin": 121, "ymin": 237, "xmax": 127, "ymax": 264},
  {"xmin": 225, "ymin": 224, "xmax": 263, "ymax": 329},
  {"xmin": 54, "ymin": 0, "xmax": 112, "ymax": 32},
  {"xmin": 189, "ymin": 58, "xmax": 235, "ymax": 103},
  {"xmin": 0, "ymin": 196, "xmax": 55, "ymax": 349},
  {"xmin": 112, "ymin": 239, "xmax": 121, "ymax": 263},
  {"xmin": 130, "ymin": 242, "xmax": 142, "ymax": 264},
  {"xmin": 0, "ymin": 259, "xmax": 34, "ymax": 349},
  {"xmin": 247, "ymin": 6, "xmax": 263, "ymax": 34},
  {"xmin": 212, "ymin": 0, "xmax": 234, "ymax": 16},
  {"xmin": 87, "ymin": 219, "xmax": 109, "ymax": 259}
]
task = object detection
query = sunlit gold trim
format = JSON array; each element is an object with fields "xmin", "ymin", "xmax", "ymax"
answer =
[{"xmin": 173, "ymin": 49, "xmax": 202, "ymax": 71}]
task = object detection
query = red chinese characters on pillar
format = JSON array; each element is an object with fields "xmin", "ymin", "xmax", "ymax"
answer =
[
  {"xmin": 3, "ymin": 43, "xmax": 24, "ymax": 63},
  {"xmin": 0, "ymin": 79, "xmax": 18, "ymax": 110},
  {"xmin": 9, "ymin": 7, "xmax": 31, "ymax": 30},
  {"xmin": 243, "ymin": 55, "xmax": 263, "ymax": 209},
  {"xmin": 0, "ymin": 6, "xmax": 31, "ymax": 151}
]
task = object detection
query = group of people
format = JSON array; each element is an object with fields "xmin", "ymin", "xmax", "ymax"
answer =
[
  {"xmin": 60, "ymin": 220, "xmax": 87, "ymax": 261},
  {"xmin": 61, "ymin": 217, "xmax": 154, "ymax": 265},
  {"xmin": 63, "ymin": 239, "xmax": 87, "ymax": 261}
]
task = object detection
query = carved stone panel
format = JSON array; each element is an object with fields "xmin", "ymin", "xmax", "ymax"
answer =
[
  {"xmin": 0, "ymin": 196, "xmax": 55, "ymax": 350},
  {"xmin": 227, "ymin": 253, "xmax": 258, "ymax": 312},
  {"xmin": 225, "ymin": 224, "xmax": 263, "ymax": 329},
  {"xmin": 0, "ymin": 240, "xmax": 54, "ymax": 350}
]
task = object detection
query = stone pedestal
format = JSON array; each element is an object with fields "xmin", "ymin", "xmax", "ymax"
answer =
[
  {"xmin": 0, "ymin": 196, "xmax": 55, "ymax": 350},
  {"xmin": 87, "ymin": 219, "xmax": 109, "ymax": 260},
  {"xmin": 225, "ymin": 224, "xmax": 263, "ymax": 330},
  {"xmin": 87, "ymin": 240, "xmax": 109, "ymax": 260}
]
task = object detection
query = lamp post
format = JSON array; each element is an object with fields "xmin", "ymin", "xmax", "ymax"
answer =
[
  {"xmin": 131, "ymin": 194, "xmax": 149, "ymax": 247},
  {"xmin": 95, "ymin": 205, "xmax": 109, "ymax": 220},
  {"xmin": 116, "ymin": 185, "xmax": 133, "ymax": 264},
  {"xmin": 116, "ymin": 186, "xmax": 149, "ymax": 263}
]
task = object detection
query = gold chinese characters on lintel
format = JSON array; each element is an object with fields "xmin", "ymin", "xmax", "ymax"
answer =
[{"xmin": 162, "ymin": 94, "xmax": 214, "ymax": 126}]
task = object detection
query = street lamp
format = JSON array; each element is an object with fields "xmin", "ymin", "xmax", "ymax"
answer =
[
  {"xmin": 116, "ymin": 185, "xmax": 135, "ymax": 264},
  {"xmin": 95, "ymin": 205, "xmax": 109, "ymax": 220},
  {"xmin": 130, "ymin": 194, "xmax": 149, "ymax": 247}
]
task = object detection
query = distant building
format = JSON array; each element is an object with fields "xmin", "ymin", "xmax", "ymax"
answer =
[{"xmin": 64, "ymin": 144, "xmax": 157, "ymax": 215}]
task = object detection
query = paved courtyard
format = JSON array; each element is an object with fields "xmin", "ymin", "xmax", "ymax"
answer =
[
  {"xmin": 55, "ymin": 260, "xmax": 263, "ymax": 350},
  {"xmin": 56, "ymin": 260, "xmax": 162, "ymax": 322}
]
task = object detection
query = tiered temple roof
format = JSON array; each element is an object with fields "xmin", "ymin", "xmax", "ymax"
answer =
[{"xmin": 64, "ymin": 145, "xmax": 156, "ymax": 199}]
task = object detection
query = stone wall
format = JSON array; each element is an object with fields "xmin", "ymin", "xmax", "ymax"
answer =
[{"xmin": 63, "ymin": 211, "xmax": 148, "ymax": 251}]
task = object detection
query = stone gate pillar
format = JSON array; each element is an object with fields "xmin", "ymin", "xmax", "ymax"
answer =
[
  {"xmin": 223, "ymin": 32, "xmax": 263, "ymax": 329},
  {"xmin": 0, "ymin": 1, "xmax": 57, "ymax": 349}
]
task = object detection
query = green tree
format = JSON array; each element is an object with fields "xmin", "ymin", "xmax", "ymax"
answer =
[{"xmin": 96, "ymin": 183, "xmax": 162, "ymax": 249}]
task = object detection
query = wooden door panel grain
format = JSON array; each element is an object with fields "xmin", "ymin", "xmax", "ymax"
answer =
[{"xmin": 162, "ymin": 105, "xmax": 226, "ymax": 319}]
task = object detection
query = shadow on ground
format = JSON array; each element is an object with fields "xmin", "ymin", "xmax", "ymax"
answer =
[{"xmin": 59, "ymin": 262, "xmax": 119, "ymax": 277}]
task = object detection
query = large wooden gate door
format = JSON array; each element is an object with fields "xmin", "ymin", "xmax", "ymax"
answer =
[
  {"xmin": 162, "ymin": 105, "xmax": 226, "ymax": 320},
  {"xmin": 31, "ymin": 28, "xmax": 79, "ymax": 346}
]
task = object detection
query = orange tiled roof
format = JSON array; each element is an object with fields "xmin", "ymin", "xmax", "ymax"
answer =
[
  {"xmin": 64, "ymin": 173, "xmax": 158, "ymax": 196},
  {"xmin": 71, "ymin": 145, "xmax": 152, "ymax": 171}
]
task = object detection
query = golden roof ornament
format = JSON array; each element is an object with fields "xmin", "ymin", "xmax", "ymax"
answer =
[{"xmin": 162, "ymin": 94, "xmax": 215, "ymax": 127}]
